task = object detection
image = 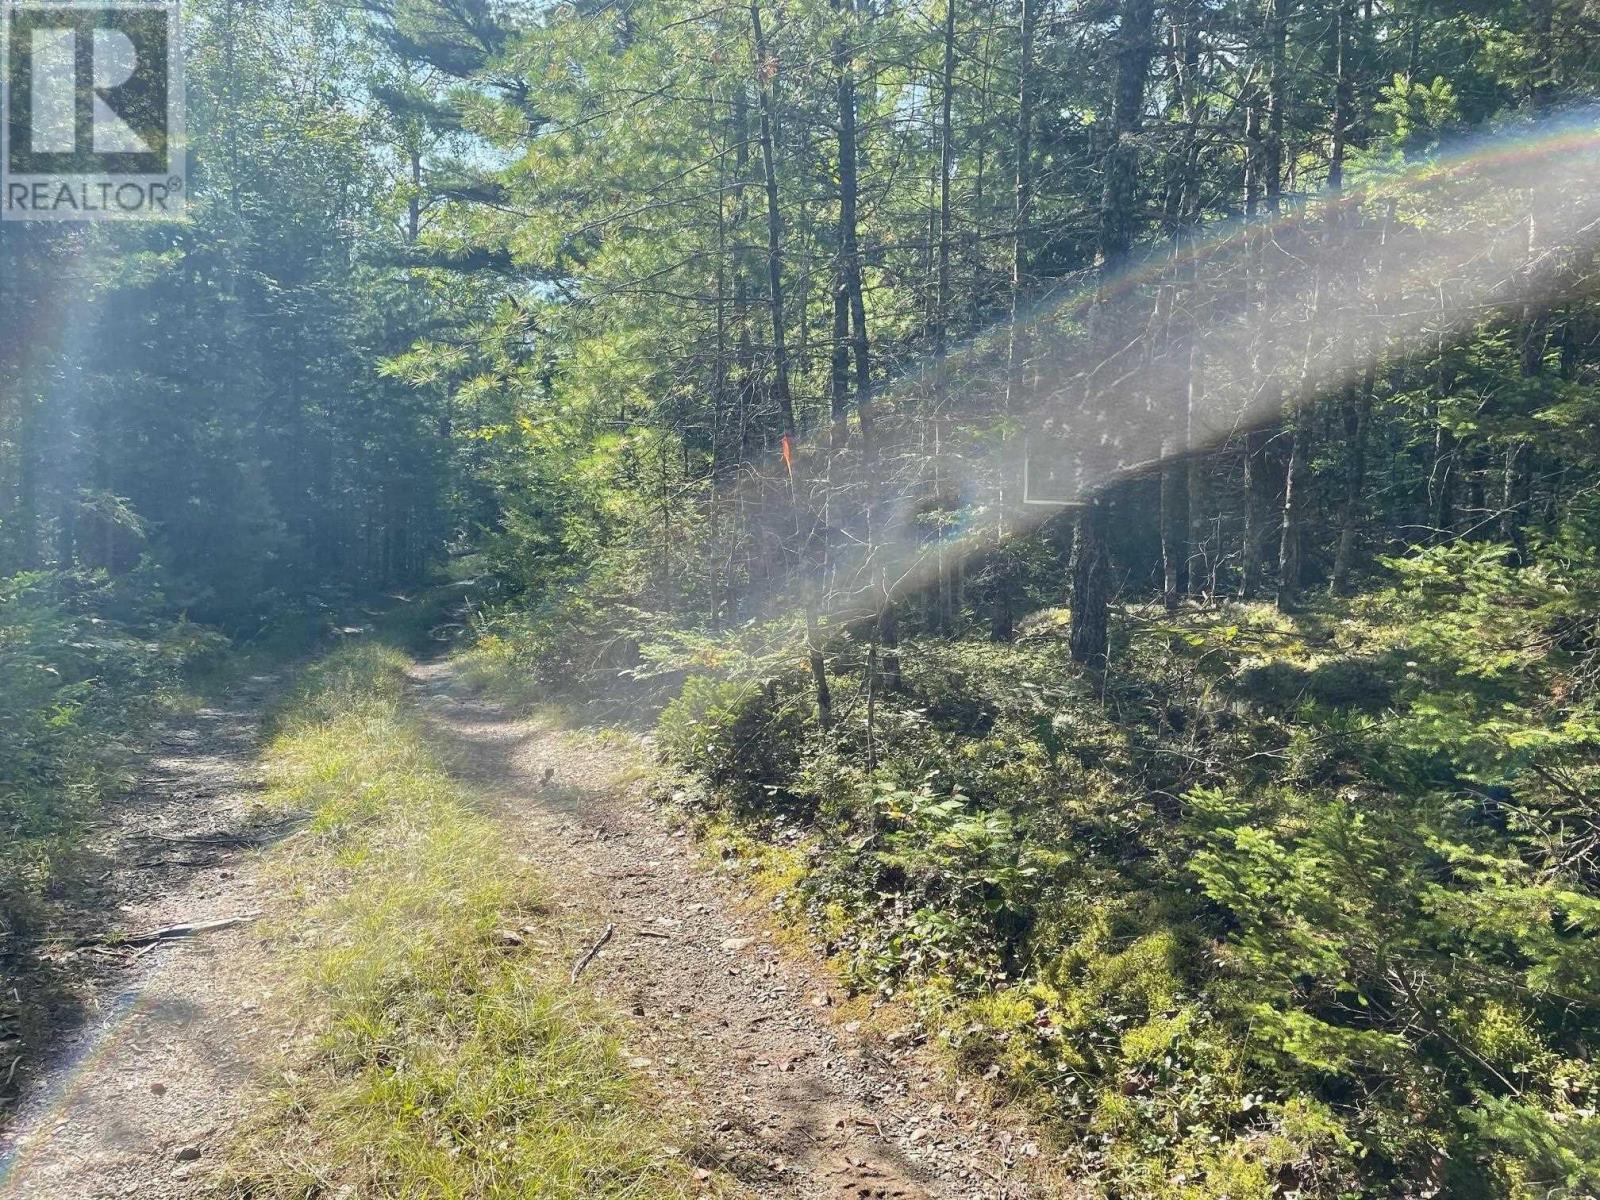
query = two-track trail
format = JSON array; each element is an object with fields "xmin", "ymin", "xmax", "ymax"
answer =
[
  {"xmin": 3, "ymin": 658, "xmax": 1063, "ymax": 1200},
  {"xmin": 410, "ymin": 660, "xmax": 1061, "ymax": 1200}
]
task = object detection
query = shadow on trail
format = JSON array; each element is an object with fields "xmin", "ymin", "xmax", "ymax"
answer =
[{"xmin": 0, "ymin": 673, "xmax": 280, "ymax": 1137}]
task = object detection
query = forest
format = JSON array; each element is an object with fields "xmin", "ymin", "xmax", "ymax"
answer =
[{"xmin": 1, "ymin": 0, "xmax": 1599, "ymax": 1194}]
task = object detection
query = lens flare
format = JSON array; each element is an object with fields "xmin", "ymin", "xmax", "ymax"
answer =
[{"xmin": 705, "ymin": 107, "xmax": 1600, "ymax": 635}]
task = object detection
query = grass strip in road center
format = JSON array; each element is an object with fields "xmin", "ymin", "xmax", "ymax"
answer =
[{"xmin": 220, "ymin": 642, "xmax": 701, "ymax": 1200}]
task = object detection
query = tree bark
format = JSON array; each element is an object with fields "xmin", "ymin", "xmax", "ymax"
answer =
[
  {"xmin": 1186, "ymin": 338, "xmax": 1211, "ymax": 596},
  {"xmin": 830, "ymin": 0, "xmax": 895, "ymax": 688},
  {"xmin": 1160, "ymin": 8, "xmax": 1202, "ymax": 610}
]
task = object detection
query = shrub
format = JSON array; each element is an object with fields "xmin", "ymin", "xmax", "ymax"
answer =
[
  {"xmin": 656, "ymin": 674, "xmax": 803, "ymax": 803},
  {"xmin": 1304, "ymin": 655, "xmax": 1398, "ymax": 708},
  {"xmin": 1231, "ymin": 660, "xmax": 1311, "ymax": 708},
  {"xmin": 659, "ymin": 541, "xmax": 1600, "ymax": 1198}
]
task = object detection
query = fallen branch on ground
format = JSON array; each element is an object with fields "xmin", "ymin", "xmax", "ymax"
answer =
[
  {"xmin": 135, "ymin": 817, "xmax": 301, "ymax": 847},
  {"xmin": 570, "ymin": 922, "xmax": 615, "ymax": 983},
  {"xmin": 84, "ymin": 912, "xmax": 263, "ymax": 948},
  {"xmin": 136, "ymin": 858, "xmax": 224, "ymax": 869}
]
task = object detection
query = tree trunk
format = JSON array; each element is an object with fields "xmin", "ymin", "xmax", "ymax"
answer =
[
  {"xmin": 710, "ymin": 100, "xmax": 733, "ymax": 626},
  {"xmin": 1097, "ymin": 0, "xmax": 1156, "ymax": 268},
  {"xmin": 1327, "ymin": 0, "xmax": 1353, "ymax": 192},
  {"xmin": 733, "ymin": 87, "xmax": 756, "ymax": 474},
  {"xmin": 1277, "ymin": 418, "xmax": 1307, "ymax": 611},
  {"xmin": 752, "ymin": 2, "xmax": 829, "ymax": 727},
  {"xmin": 936, "ymin": 0, "xmax": 956, "ymax": 370},
  {"xmin": 1161, "ymin": 452, "xmax": 1189, "ymax": 610},
  {"xmin": 1161, "ymin": 8, "xmax": 1202, "ymax": 610},
  {"xmin": 1429, "ymin": 421, "xmax": 1456, "ymax": 540},
  {"xmin": 989, "ymin": 0, "xmax": 1038, "ymax": 643},
  {"xmin": 1322, "ymin": 0, "xmax": 1362, "ymax": 594},
  {"xmin": 1186, "ymin": 343, "xmax": 1209, "ymax": 596},
  {"xmin": 14, "ymin": 392, "xmax": 41, "ymax": 569},
  {"xmin": 1263, "ymin": 0, "xmax": 1288, "ymax": 215},
  {"xmin": 1243, "ymin": 88, "xmax": 1262, "ymax": 217},
  {"xmin": 1072, "ymin": 0, "xmax": 1155, "ymax": 658},
  {"xmin": 839, "ymin": 27, "xmax": 870, "ymax": 442},
  {"xmin": 750, "ymin": 0, "xmax": 794, "ymax": 444},
  {"xmin": 1329, "ymin": 371, "xmax": 1373, "ymax": 594},
  {"xmin": 1499, "ymin": 0, "xmax": 1554, "ymax": 562},
  {"xmin": 831, "ymin": 0, "xmax": 894, "ymax": 689},
  {"xmin": 1240, "ymin": 429, "xmax": 1274, "ymax": 598},
  {"xmin": 830, "ymin": 287, "xmax": 850, "ymax": 446},
  {"xmin": 806, "ymin": 600, "xmax": 833, "ymax": 730},
  {"xmin": 1070, "ymin": 502, "xmax": 1110, "ymax": 669},
  {"xmin": 1501, "ymin": 440, "xmax": 1529, "ymax": 562},
  {"xmin": 877, "ymin": 600, "xmax": 902, "ymax": 691}
]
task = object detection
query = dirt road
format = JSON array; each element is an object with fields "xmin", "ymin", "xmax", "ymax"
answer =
[{"xmin": 2, "ymin": 660, "xmax": 1060, "ymax": 1200}]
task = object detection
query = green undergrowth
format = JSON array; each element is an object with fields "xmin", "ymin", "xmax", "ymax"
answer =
[
  {"xmin": 454, "ymin": 585, "xmax": 801, "ymax": 725},
  {"xmin": 454, "ymin": 626, "xmax": 551, "ymax": 710},
  {"xmin": 220, "ymin": 641, "xmax": 699, "ymax": 1200},
  {"xmin": 650, "ymin": 542, "xmax": 1600, "ymax": 1200}
]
